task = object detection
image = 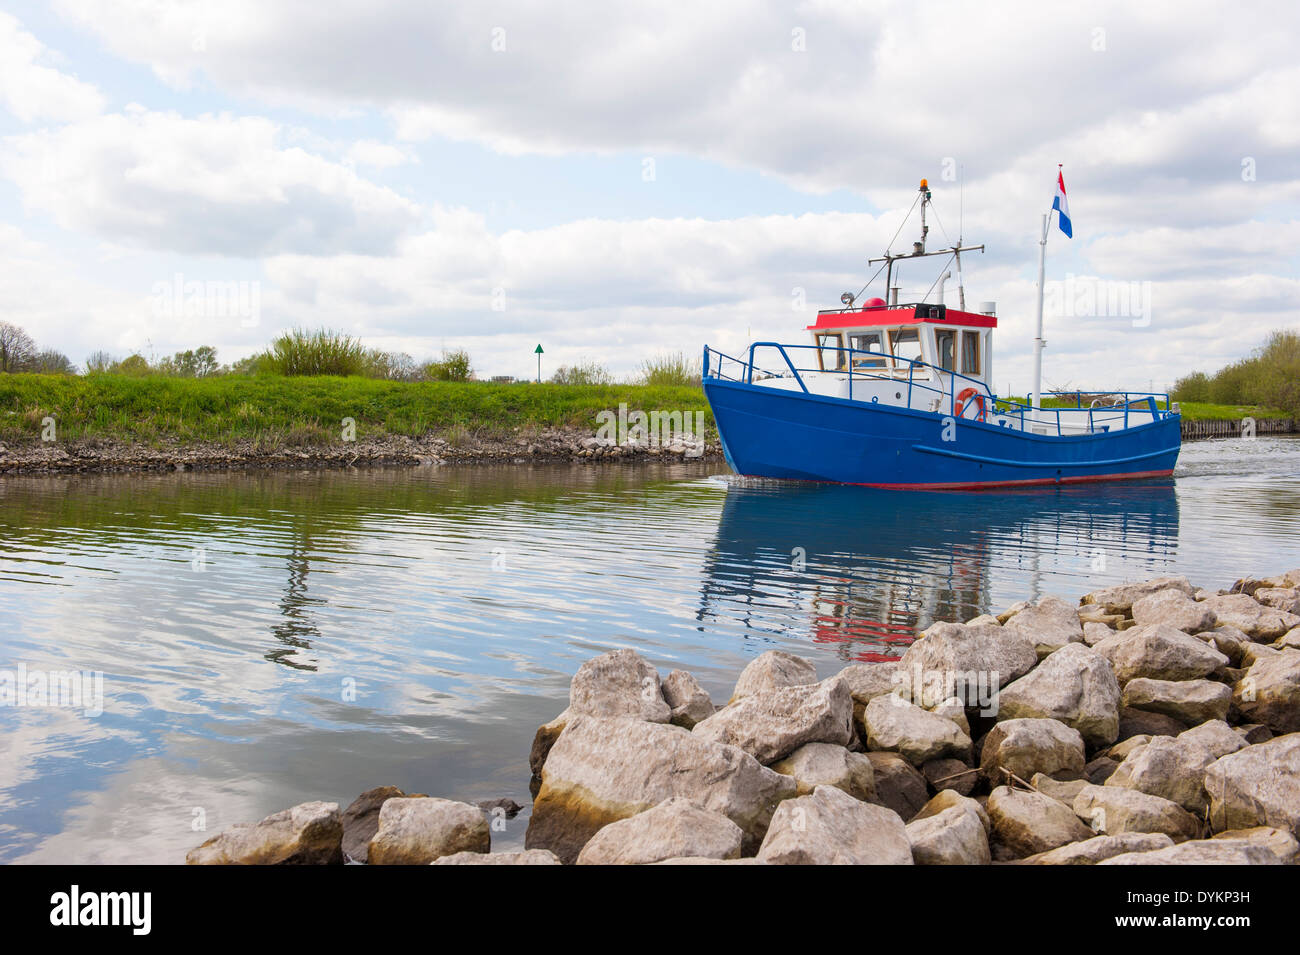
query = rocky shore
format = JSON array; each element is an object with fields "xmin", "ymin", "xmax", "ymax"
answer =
[
  {"xmin": 186, "ymin": 569, "xmax": 1300, "ymax": 865},
  {"xmin": 0, "ymin": 428, "xmax": 722, "ymax": 476}
]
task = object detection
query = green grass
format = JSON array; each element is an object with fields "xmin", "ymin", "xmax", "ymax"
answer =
[
  {"xmin": 0, "ymin": 373, "xmax": 712, "ymax": 446},
  {"xmin": 1168, "ymin": 401, "xmax": 1290, "ymax": 422}
]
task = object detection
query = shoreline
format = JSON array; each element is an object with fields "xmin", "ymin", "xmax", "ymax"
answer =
[
  {"xmin": 186, "ymin": 568, "xmax": 1300, "ymax": 865},
  {"xmin": 0, "ymin": 428, "xmax": 724, "ymax": 476}
]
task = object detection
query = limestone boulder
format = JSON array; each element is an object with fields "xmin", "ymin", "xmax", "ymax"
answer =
[
  {"xmin": 1092, "ymin": 624, "xmax": 1228, "ymax": 683},
  {"xmin": 1083, "ymin": 621, "xmax": 1117, "ymax": 646},
  {"xmin": 1234, "ymin": 648, "xmax": 1300, "ymax": 734},
  {"xmin": 526, "ymin": 716, "xmax": 795, "ymax": 862},
  {"xmin": 905, "ymin": 805, "xmax": 990, "ymax": 865},
  {"xmin": 768, "ymin": 742, "xmax": 876, "ymax": 801},
  {"xmin": 1081, "ymin": 576, "xmax": 1194, "ymax": 614},
  {"xmin": 569, "ymin": 648, "xmax": 671, "ymax": 722},
  {"xmin": 1003, "ymin": 595, "xmax": 1085, "ymax": 656},
  {"xmin": 836, "ymin": 661, "xmax": 902, "ymax": 706},
  {"xmin": 1209, "ymin": 826, "xmax": 1300, "ymax": 864},
  {"xmin": 730, "ymin": 649, "xmax": 817, "ymax": 702},
  {"xmin": 987, "ymin": 786, "xmax": 1095, "ymax": 858},
  {"xmin": 980, "ymin": 718, "xmax": 1086, "ymax": 785},
  {"xmin": 864, "ymin": 752, "xmax": 929, "ymax": 820},
  {"xmin": 1254, "ymin": 587, "xmax": 1300, "ymax": 614},
  {"xmin": 1106, "ymin": 736, "xmax": 1217, "ymax": 814},
  {"xmin": 1131, "ymin": 589, "xmax": 1218, "ymax": 633},
  {"xmin": 186, "ymin": 801, "xmax": 344, "ymax": 865},
  {"xmin": 1025, "ymin": 832, "xmax": 1174, "ymax": 864},
  {"xmin": 1099, "ymin": 841, "xmax": 1281, "ymax": 865},
  {"xmin": 340, "ymin": 786, "xmax": 405, "ymax": 863},
  {"xmin": 432, "ymin": 849, "xmax": 562, "ymax": 865},
  {"xmin": 757, "ymin": 785, "xmax": 913, "ymax": 865},
  {"xmin": 1117, "ymin": 706, "xmax": 1187, "ymax": 741},
  {"xmin": 692, "ymin": 676, "xmax": 854, "ymax": 764},
  {"xmin": 1071, "ymin": 784, "xmax": 1200, "ymax": 842},
  {"xmin": 661, "ymin": 669, "xmax": 715, "ymax": 729},
  {"xmin": 995, "ymin": 642, "xmax": 1120, "ymax": 747},
  {"xmin": 1121, "ymin": 678, "xmax": 1232, "ymax": 725},
  {"xmin": 1030, "ymin": 774, "xmax": 1088, "ymax": 807},
  {"xmin": 862, "ymin": 694, "xmax": 971, "ymax": 766},
  {"xmin": 1177, "ymin": 720, "xmax": 1247, "ymax": 759},
  {"xmin": 576, "ymin": 797, "xmax": 743, "ymax": 864},
  {"xmin": 909, "ymin": 789, "xmax": 991, "ymax": 835},
  {"xmin": 1203, "ymin": 733, "xmax": 1300, "ymax": 835},
  {"xmin": 1276, "ymin": 627, "xmax": 1300, "ymax": 650},
  {"xmin": 898, "ymin": 621, "xmax": 1037, "ymax": 707},
  {"xmin": 367, "ymin": 798, "xmax": 489, "ymax": 865},
  {"xmin": 922, "ymin": 757, "xmax": 977, "ymax": 796},
  {"xmin": 1199, "ymin": 626, "xmax": 1251, "ymax": 666},
  {"xmin": 529, "ymin": 708, "xmax": 570, "ymax": 776},
  {"xmin": 1199, "ymin": 593, "xmax": 1300, "ymax": 641}
]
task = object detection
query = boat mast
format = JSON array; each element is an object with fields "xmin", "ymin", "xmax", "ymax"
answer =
[{"xmin": 1032, "ymin": 213, "xmax": 1049, "ymax": 411}]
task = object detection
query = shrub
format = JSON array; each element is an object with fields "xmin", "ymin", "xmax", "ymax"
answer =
[
  {"xmin": 640, "ymin": 351, "xmax": 701, "ymax": 387},
  {"xmin": 264, "ymin": 328, "xmax": 368, "ymax": 377},
  {"xmin": 550, "ymin": 359, "xmax": 613, "ymax": 385},
  {"xmin": 424, "ymin": 348, "xmax": 473, "ymax": 382}
]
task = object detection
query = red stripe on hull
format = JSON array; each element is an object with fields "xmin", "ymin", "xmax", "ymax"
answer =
[{"xmin": 739, "ymin": 469, "xmax": 1175, "ymax": 491}]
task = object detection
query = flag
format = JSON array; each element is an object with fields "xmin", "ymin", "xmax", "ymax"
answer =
[{"xmin": 1052, "ymin": 168, "xmax": 1072, "ymax": 238}]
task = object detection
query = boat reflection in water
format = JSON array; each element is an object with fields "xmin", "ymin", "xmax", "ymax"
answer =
[{"xmin": 698, "ymin": 477, "xmax": 1180, "ymax": 664}]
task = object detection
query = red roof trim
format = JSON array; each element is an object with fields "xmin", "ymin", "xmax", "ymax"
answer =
[{"xmin": 806, "ymin": 305, "xmax": 997, "ymax": 331}]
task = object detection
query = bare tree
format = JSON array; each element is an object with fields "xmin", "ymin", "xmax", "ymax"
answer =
[{"xmin": 0, "ymin": 322, "xmax": 36, "ymax": 372}]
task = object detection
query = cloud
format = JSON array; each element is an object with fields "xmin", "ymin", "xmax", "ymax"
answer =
[
  {"xmin": 1, "ymin": 107, "xmax": 422, "ymax": 256},
  {"xmin": 0, "ymin": 10, "xmax": 104, "ymax": 122}
]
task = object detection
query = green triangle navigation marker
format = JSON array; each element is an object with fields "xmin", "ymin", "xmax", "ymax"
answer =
[
  {"xmin": 534, "ymin": 344, "xmax": 543, "ymax": 383},
  {"xmin": 534, "ymin": 344, "xmax": 544, "ymax": 354}
]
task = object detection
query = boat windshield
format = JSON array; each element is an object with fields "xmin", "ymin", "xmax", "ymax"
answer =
[
  {"xmin": 849, "ymin": 332, "xmax": 886, "ymax": 368},
  {"xmin": 888, "ymin": 328, "xmax": 923, "ymax": 368}
]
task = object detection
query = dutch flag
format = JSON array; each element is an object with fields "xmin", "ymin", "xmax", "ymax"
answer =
[{"xmin": 1053, "ymin": 168, "xmax": 1073, "ymax": 238}]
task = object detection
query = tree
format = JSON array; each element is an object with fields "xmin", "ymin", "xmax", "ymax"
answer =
[
  {"xmin": 85, "ymin": 350, "xmax": 117, "ymax": 373},
  {"xmin": 30, "ymin": 349, "xmax": 74, "ymax": 374},
  {"xmin": 0, "ymin": 322, "xmax": 36, "ymax": 372}
]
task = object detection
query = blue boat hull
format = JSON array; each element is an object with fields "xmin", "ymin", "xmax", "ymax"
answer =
[{"xmin": 703, "ymin": 377, "xmax": 1182, "ymax": 488}]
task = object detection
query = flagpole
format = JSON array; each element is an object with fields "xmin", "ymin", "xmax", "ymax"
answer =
[{"xmin": 1032, "ymin": 212, "xmax": 1048, "ymax": 412}]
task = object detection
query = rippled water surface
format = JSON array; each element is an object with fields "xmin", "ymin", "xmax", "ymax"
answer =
[{"xmin": 2, "ymin": 436, "xmax": 1299, "ymax": 862}]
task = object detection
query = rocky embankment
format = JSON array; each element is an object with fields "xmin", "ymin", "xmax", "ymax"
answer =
[
  {"xmin": 187, "ymin": 569, "xmax": 1300, "ymax": 865},
  {"xmin": 0, "ymin": 428, "xmax": 721, "ymax": 475}
]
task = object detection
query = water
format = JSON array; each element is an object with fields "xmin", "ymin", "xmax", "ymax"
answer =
[{"xmin": 1, "ymin": 436, "xmax": 1298, "ymax": 863}]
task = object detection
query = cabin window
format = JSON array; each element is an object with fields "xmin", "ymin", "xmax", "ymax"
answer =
[
  {"xmin": 849, "ymin": 332, "xmax": 886, "ymax": 369},
  {"xmin": 888, "ymin": 328, "xmax": 923, "ymax": 369},
  {"xmin": 960, "ymin": 330, "xmax": 981, "ymax": 375},
  {"xmin": 935, "ymin": 330, "xmax": 956, "ymax": 372},
  {"xmin": 815, "ymin": 332, "xmax": 846, "ymax": 371}
]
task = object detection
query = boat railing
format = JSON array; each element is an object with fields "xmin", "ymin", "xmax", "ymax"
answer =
[{"xmin": 702, "ymin": 343, "xmax": 1178, "ymax": 436}]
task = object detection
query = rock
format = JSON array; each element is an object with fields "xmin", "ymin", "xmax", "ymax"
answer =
[
  {"xmin": 768, "ymin": 742, "xmax": 875, "ymax": 801},
  {"xmin": 1121, "ymin": 678, "xmax": 1232, "ymax": 725},
  {"xmin": 994, "ymin": 642, "xmax": 1120, "ymax": 747},
  {"xmin": 1177, "ymin": 720, "xmax": 1247, "ymax": 759},
  {"xmin": 1209, "ymin": 826, "xmax": 1300, "ymax": 863},
  {"xmin": 930, "ymin": 696, "xmax": 971, "ymax": 736},
  {"xmin": 432, "ymin": 849, "xmax": 562, "ymax": 865},
  {"xmin": 661, "ymin": 669, "xmax": 715, "ymax": 729},
  {"xmin": 1276, "ymin": 627, "xmax": 1300, "ymax": 650},
  {"xmin": 692, "ymin": 676, "xmax": 854, "ymax": 764},
  {"xmin": 1025, "ymin": 832, "xmax": 1175, "ymax": 864},
  {"xmin": 1031, "ymin": 774, "xmax": 1088, "ymax": 806},
  {"xmin": 1099, "ymin": 841, "xmax": 1282, "ymax": 865},
  {"xmin": 987, "ymin": 786, "xmax": 1095, "ymax": 858},
  {"xmin": 1106, "ymin": 736, "xmax": 1216, "ymax": 814},
  {"xmin": 757, "ymin": 785, "xmax": 913, "ymax": 865},
  {"xmin": 906, "ymin": 805, "xmax": 991, "ymax": 865},
  {"xmin": 1083, "ymin": 621, "xmax": 1116, "ymax": 646},
  {"xmin": 1198, "ymin": 594, "xmax": 1300, "ymax": 641},
  {"xmin": 997, "ymin": 600, "xmax": 1030, "ymax": 624},
  {"xmin": 649, "ymin": 857, "xmax": 768, "ymax": 865},
  {"xmin": 1072, "ymin": 784, "xmax": 1201, "ymax": 842},
  {"xmin": 730, "ymin": 650, "xmax": 817, "ymax": 702},
  {"xmin": 836, "ymin": 661, "xmax": 902, "ymax": 705},
  {"xmin": 1107, "ymin": 735, "xmax": 1152, "ymax": 761},
  {"xmin": 864, "ymin": 752, "xmax": 929, "ymax": 819},
  {"xmin": 898, "ymin": 621, "xmax": 1037, "ymax": 707},
  {"xmin": 1079, "ymin": 604, "xmax": 1125, "ymax": 627},
  {"xmin": 575, "ymin": 797, "xmax": 743, "ymax": 864},
  {"xmin": 1086, "ymin": 756, "xmax": 1119, "ymax": 784},
  {"xmin": 1254, "ymin": 587, "xmax": 1300, "ymax": 613},
  {"xmin": 341, "ymin": 786, "xmax": 406, "ymax": 863},
  {"xmin": 910, "ymin": 789, "xmax": 991, "ymax": 834},
  {"xmin": 1092, "ymin": 624, "xmax": 1228, "ymax": 683},
  {"xmin": 922, "ymin": 757, "xmax": 977, "ymax": 796},
  {"xmin": 1003, "ymin": 595, "xmax": 1085, "ymax": 656},
  {"xmin": 863, "ymin": 695, "xmax": 971, "ymax": 765},
  {"xmin": 526, "ymin": 716, "xmax": 795, "ymax": 862},
  {"xmin": 530, "ymin": 710, "xmax": 571, "ymax": 778},
  {"xmin": 1235, "ymin": 723, "xmax": 1272, "ymax": 744},
  {"xmin": 367, "ymin": 797, "xmax": 490, "ymax": 865},
  {"xmin": 1081, "ymin": 576, "xmax": 1194, "ymax": 614},
  {"xmin": 980, "ymin": 718, "xmax": 1086, "ymax": 785},
  {"xmin": 187, "ymin": 801, "xmax": 344, "ymax": 865},
  {"xmin": 1131, "ymin": 588, "xmax": 1218, "ymax": 633},
  {"xmin": 1199, "ymin": 626, "xmax": 1251, "ymax": 666},
  {"xmin": 1117, "ymin": 706, "xmax": 1187, "ymax": 741},
  {"xmin": 569, "ymin": 648, "xmax": 671, "ymax": 722},
  {"xmin": 1203, "ymin": 733, "xmax": 1300, "ymax": 835},
  {"xmin": 1234, "ymin": 648, "xmax": 1300, "ymax": 734}
]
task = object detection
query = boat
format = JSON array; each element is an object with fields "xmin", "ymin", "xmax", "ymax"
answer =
[{"xmin": 701, "ymin": 179, "xmax": 1182, "ymax": 489}]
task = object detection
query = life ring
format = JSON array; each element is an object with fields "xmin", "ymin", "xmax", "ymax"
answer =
[{"xmin": 954, "ymin": 387, "xmax": 987, "ymax": 422}]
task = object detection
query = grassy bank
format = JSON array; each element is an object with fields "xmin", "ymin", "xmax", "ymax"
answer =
[{"xmin": 0, "ymin": 374, "xmax": 712, "ymax": 447}]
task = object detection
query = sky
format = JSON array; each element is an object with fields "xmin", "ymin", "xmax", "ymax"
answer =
[{"xmin": 0, "ymin": 0, "xmax": 1297, "ymax": 389}]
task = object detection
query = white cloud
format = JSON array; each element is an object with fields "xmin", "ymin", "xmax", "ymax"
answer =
[
  {"xmin": 0, "ymin": 11, "xmax": 104, "ymax": 122},
  {"xmin": 1, "ymin": 108, "xmax": 422, "ymax": 256},
  {"xmin": 346, "ymin": 139, "xmax": 417, "ymax": 168}
]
